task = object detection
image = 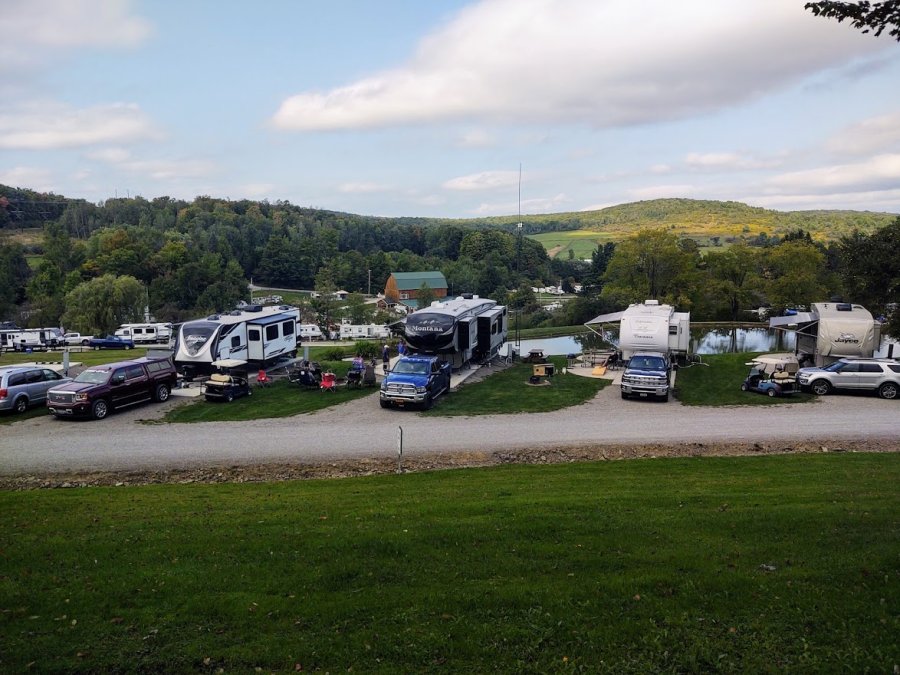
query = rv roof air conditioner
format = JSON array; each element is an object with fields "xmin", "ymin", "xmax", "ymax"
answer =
[
  {"xmin": 836, "ymin": 303, "xmax": 853, "ymax": 311},
  {"xmin": 645, "ymin": 299, "xmax": 660, "ymax": 305},
  {"xmin": 207, "ymin": 314, "xmax": 220, "ymax": 320}
]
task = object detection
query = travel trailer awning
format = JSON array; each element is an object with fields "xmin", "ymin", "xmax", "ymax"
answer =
[
  {"xmin": 768, "ymin": 312, "xmax": 817, "ymax": 328},
  {"xmin": 585, "ymin": 310, "xmax": 626, "ymax": 325}
]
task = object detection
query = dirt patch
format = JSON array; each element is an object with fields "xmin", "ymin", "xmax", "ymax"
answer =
[{"xmin": 2, "ymin": 438, "xmax": 896, "ymax": 490}]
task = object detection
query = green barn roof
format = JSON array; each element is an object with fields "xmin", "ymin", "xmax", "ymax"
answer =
[{"xmin": 391, "ymin": 271, "xmax": 447, "ymax": 291}]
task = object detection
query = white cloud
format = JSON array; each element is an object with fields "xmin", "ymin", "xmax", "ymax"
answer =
[
  {"xmin": 765, "ymin": 154, "xmax": 900, "ymax": 194},
  {"xmin": 272, "ymin": 0, "xmax": 886, "ymax": 132},
  {"xmin": 749, "ymin": 188, "xmax": 900, "ymax": 211},
  {"xmin": 443, "ymin": 170, "xmax": 520, "ymax": 191},
  {"xmin": 0, "ymin": 102, "xmax": 161, "ymax": 149},
  {"xmin": 827, "ymin": 111, "xmax": 900, "ymax": 156},
  {"xmin": 1, "ymin": 0, "xmax": 152, "ymax": 74},
  {"xmin": 457, "ymin": 129, "xmax": 496, "ymax": 148},
  {"xmin": 85, "ymin": 145, "xmax": 215, "ymax": 181},
  {"xmin": 0, "ymin": 166, "xmax": 54, "ymax": 190},
  {"xmin": 684, "ymin": 152, "xmax": 781, "ymax": 171},
  {"xmin": 338, "ymin": 182, "xmax": 391, "ymax": 193},
  {"xmin": 628, "ymin": 184, "xmax": 698, "ymax": 200},
  {"xmin": 472, "ymin": 192, "xmax": 569, "ymax": 215}
]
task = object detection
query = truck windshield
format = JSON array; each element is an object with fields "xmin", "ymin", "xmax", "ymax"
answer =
[
  {"xmin": 392, "ymin": 361, "xmax": 428, "ymax": 375},
  {"xmin": 631, "ymin": 356, "xmax": 667, "ymax": 370},
  {"xmin": 74, "ymin": 369, "xmax": 110, "ymax": 384}
]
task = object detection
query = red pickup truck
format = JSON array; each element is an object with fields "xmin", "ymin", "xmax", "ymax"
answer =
[{"xmin": 47, "ymin": 356, "xmax": 177, "ymax": 420}]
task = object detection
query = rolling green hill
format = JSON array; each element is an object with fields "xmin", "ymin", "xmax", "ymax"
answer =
[{"xmin": 431, "ymin": 198, "xmax": 896, "ymax": 258}]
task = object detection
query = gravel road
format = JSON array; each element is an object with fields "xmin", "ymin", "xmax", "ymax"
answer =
[{"xmin": 1, "ymin": 384, "xmax": 897, "ymax": 479}]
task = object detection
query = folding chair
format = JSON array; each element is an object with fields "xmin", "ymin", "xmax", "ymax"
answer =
[
  {"xmin": 320, "ymin": 371, "xmax": 336, "ymax": 392},
  {"xmin": 256, "ymin": 369, "xmax": 272, "ymax": 388}
]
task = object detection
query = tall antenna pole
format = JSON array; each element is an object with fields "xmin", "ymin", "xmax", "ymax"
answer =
[{"xmin": 515, "ymin": 163, "xmax": 523, "ymax": 349}]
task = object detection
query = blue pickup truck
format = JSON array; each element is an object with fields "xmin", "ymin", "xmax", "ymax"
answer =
[{"xmin": 380, "ymin": 355, "xmax": 451, "ymax": 410}]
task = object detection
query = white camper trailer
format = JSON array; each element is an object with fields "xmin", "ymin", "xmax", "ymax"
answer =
[
  {"xmin": 115, "ymin": 323, "xmax": 172, "ymax": 344},
  {"xmin": 585, "ymin": 300, "xmax": 691, "ymax": 361},
  {"xmin": 402, "ymin": 295, "xmax": 508, "ymax": 369},
  {"xmin": 174, "ymin": 305, "xmax": 300, "ymax": 377},
  {"xmin": 769, "ymin": 302, "xmax": 880, "ymax": 367},
  {"xmin": 1, "ymin": 327, "xmax": 63, "ymax": 352},
  {"xmin": 298, "ymin": 324, "xmax": 325, "ymax": 341},
  {"xmin": 339, "ymin": 319, "xmax": 390, "ymax": 341}
]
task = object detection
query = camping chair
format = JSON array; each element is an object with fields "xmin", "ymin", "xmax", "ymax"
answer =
[
  {"xmin": 320, "ymin": 371, "xmax": 336, "ymax": 393},
  {"xmin": 256, "ymin": 369, "xmax": 271, "ymax": 388}
]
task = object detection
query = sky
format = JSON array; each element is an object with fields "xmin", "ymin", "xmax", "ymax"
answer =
[{"xmin": 2, "ymin": 0, "xmax": 900, "ymax": 219}]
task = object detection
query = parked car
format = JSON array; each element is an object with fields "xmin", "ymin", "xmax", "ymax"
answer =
[
  {"xmin": 0, "ymin": 366, "xmax": 72, "ymax": 413},
  {"xmin": 380, "ymin": 354, "xmax": 451, "ymax": 409},
  {"xmin": 63, "ymin": 332, "xmax": 94, "ymax": 346},
  {"xmin": 89, "ymin": 335, "xmax": 135, "ymax": 350},
  {"xmin": 47, "ymin": 356, "xmax": 177, "ymax": 419},
  {"xmin": 620, "ymin": 351, "xmax": 671, "ymax": 401},
  {"xmin": 797, "ymin": 357, "xmax": 900, "ymax": 399}
]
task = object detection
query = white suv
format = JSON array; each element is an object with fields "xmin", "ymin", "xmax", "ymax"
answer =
[{"xmin": 797, "ymin": 358, "xmax": 900, "ymax": 399}]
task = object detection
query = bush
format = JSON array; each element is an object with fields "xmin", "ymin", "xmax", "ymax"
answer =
[
  {"xmin": 319, "ymin": 346, "xmax": 348, "ymax": 362},
  {"xmin": 354, "ymin": 341, "xmax": 380, "ymax": 359}
]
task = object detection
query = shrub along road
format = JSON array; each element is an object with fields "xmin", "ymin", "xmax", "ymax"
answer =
[{"xmin": 0, "ymin": 379, "xmax": 897, "ymax": 480}]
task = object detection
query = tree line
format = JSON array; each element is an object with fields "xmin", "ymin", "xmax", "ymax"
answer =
[{"xmin": 0, "ymin": 191, "xmax": 897, "ymax": 339}]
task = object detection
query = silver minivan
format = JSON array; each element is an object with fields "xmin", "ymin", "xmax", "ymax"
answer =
[{"xmin": 0, "ymin": 366, "xmax": 72, "ymax": 413}]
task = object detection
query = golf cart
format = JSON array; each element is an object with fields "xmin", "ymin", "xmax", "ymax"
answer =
[
  {"xmin": 741, "ymin": 353, "xmax": 799, "ymax": 397},
  {"xmin": 204, "ymin": 359, "xmax": 252, "ymax": 402}
]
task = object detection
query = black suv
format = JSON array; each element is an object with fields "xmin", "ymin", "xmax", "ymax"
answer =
[
  {"xmin": 47, "ymin": 356, "xmax": 178, "ymax": 419},
  {"xmin": 797, "ymin": 358, "xmax": 900, "ymax": 399}
]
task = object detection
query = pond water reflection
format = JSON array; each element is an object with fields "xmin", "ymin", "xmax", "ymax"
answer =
[{"xmin": 504, "ymin": 326, "xmax": 796, "ymax": 357}]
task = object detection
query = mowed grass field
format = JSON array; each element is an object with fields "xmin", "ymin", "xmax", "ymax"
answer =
[
  {"xmin": 1, "ymin": 454, "xmax": 897, "ymax": 672},
  {"xmin": 529, "ymin": 230, "xmax": 738, "ymax": 259}
]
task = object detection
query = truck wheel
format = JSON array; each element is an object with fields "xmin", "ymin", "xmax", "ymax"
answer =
[
  {"xmin": 91, "ymin": 399, "xmax": 109, "ymax": 420},
  {"xmin": 124, "ymin": 344, "xmax": 132, "ymax": 350},
  {"xmin": 81, "ymin": 339, "xmax": 89, "ymax": 346},
  {"xmin": 877, "ymin": 382, "xmax": 898, "ymax": 400},
  {"xmin": 380, "ymin": 399, "xmax": 391, "ymax": 409},
  {"xmin": 13, "ymin": 396, "xmax": 28, "ymax": 413},
  {"xmin": 154, "ymin": 384, "xmax": 170, "ymax": 402},
  {"xmin": 810, "ymin": 379, "xmax": 831, "ymax": 396},
  {"xmin": 767, "ymin": 388, "xmax": 777, "ymax": 398},
  {"xmin": 422, "ymin": 394, "xmax": 434, "ymax": 410},
  {"xmin": 621, "ymin": 391, "xmax": 628, "ymax": 399}
]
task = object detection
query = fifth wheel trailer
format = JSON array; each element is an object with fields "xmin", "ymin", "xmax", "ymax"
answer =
[
  {"xmin": 585, "ymin": 300, "xmax": 690, "ymax": 361},
  {"xmin": 769, "ymin": 302, "xmax": 880, "ymax": 367}
]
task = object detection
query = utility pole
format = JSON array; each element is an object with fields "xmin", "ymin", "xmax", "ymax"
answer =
[
  {"xmin": 515, "ymin": 163, "xmax": 523, "ymax": 350},
  {"xmin": 368, "ymin": 269, "xmax": 372, "ymax": 297}
]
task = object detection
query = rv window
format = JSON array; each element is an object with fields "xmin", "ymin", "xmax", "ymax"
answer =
[
  {"xmin": 231, "ymin": 336, "xmax": 240, "ymax": 349},
  {"xmin": 266, "ymin": 325, "xmax": 279, "ymax": 341},
  {"xmin": 669, "ymin": 325, "xmax": 678, "ymax": 335},
  {"xmin": 134, "ymin": 329, "xmax": 144, "ymax": 335},
  {"xmin": 283, "ymin": 321, "xmax": 295, "ymax": 337},
  {"xmin": 249, "ymin": 329, "xmax": 261, "ymax": 341}
]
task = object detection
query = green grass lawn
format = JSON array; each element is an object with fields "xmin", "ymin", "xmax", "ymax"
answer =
[
  {"xmin": 1, "ymin": 453, "xmax": 897, "ymax": 673},
  {"xmin": 675, "ymin": 352, "xmax": 816, "ymax": 406},
  {"xmin": 428, "ymin": 356, "xmax": 607, "ymax": 416}
]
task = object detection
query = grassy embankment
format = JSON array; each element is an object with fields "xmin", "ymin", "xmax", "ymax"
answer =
[{"xmin": 1, "ymin": 453, "xmax": 897, "ymax": 672}]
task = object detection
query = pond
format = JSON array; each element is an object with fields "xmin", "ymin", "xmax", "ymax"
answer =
[{"xmin": 504, "ymin": 326, "xmax": 796, "ymax": 357}]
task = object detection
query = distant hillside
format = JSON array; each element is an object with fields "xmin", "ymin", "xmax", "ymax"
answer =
[{"xmin": 431, "ymin": 198, "xmax": 898, "ymax": 241}]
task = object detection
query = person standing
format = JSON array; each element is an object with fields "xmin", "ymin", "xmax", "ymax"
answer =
[
  {"xmin": 397, "ymin": 339, "xmax": 406, "ymax": 357},
  {"xmin": 382, "ymin": 343, "xmax": 390, "ymax": 373}
]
